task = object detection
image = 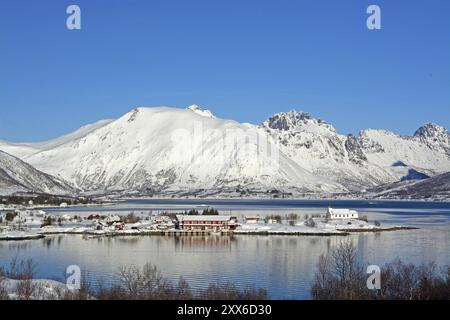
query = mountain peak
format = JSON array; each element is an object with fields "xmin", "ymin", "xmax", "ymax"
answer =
[
  {"xmin": 414, "ymin": 123, "xmax": 449, "ymax": 138},
  {"xmin": 186, "ymin": 104, "xmax": 216, "ymax": 118},
  {"xmin": 262, "ymin": 110, "xmax": 336, "ymax": 134},
  {"xmin": 413, "ymin": 123, "xmax": 450, "ymax": 155}
]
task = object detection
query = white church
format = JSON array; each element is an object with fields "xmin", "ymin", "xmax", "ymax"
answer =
[{"xmin": 326, "ymin": 207, "xmax": 359, "ymax": 220}]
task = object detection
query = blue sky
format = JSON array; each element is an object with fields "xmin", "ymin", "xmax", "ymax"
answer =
[{"xmin": 1, "ymin": 0, "xmax": 449, "ymax": 142}]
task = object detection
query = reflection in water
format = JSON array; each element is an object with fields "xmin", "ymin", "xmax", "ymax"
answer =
[
  {"xmin": 43, "ymin": 237, "xmax": 53, "ymax": 249},
  {"xmin": 1, "ymin": 200, "xmax": 449, "ymax": 299},
  {"xmin": 174, "ymin": 235, "xmax": 236, "ymax": 251},
  {"xmin": 0, "ymin": 231, "xmax": 448, "ymax": 299}
]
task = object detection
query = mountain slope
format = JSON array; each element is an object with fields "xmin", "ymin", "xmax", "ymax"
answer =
[
  {"xmin": 1, "ymin": 106, "xmax": 449, "ymax": 198},
  {"xmin": 0, "ymin": 150, "xmax": 74, "ymax": 195},
  {"xmin": 0, "ymin": 119, "xmax": 113, "ymax": 159},
  {"xmin": 366, "ymin": 172, "xmax": 450, "ymax": 200}
]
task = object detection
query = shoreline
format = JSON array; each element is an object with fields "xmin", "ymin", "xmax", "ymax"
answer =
[
  {"xmin": 117, "ymin": 196, "xmax": 450, "ymax": 204},
  {"xmin": 2, "ymin": 197, "xmax": 449, "ymax": 213},
  {"xmin": 0, "ymin": 225, "xmax": 419, "ymax": 241}
]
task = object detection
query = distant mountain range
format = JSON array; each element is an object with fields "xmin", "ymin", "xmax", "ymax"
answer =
[
  {"xmin": 363, "ymin": 172, "xmax": 450, "ymax": 200},
  {"xmin": 0, "ymin": 105, "xmax": 449, "ymax": 199}
]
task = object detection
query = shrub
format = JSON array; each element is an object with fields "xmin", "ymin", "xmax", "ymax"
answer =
[
  {"xmin": 311, "ymin": 242, "xmax": 449, "ymax": 300},
  {"xmin": 287, "ymin": 213, "xmax": 298, "ymax": 226},
  {"xmin": 1, "ymin": 259, "xmax": 269, "ymax": 300},
  {"xmin": 41, "ymin": 216, "xmax": 53, "ymax": 227},
  {"xmin": 5, "ymin": 212, "xmax": 16, "ymax": 222},
  {"xmin": 305, "ymin": 218, "xmax": 316, "ymax": 228},
  {"xmin": 359, "ymin": 215, "xmax": 369, "ymax": 223},
  {"xmin": 187, "ymin": 209, "xmax": 199, "ymax": 215},
  {"xmin": 311, "ymin": 241, "xmax": 375, "ymax": 300},
  {"xmin": 202, "ymin": 208, "xmax": 219, "ymax": 215},
  {"xmin": 122, "ymin": 213, "xmax": 141, "ymax": 224},
  {"xmin": 266, "ymin": 215, "xmax": 282, "ymax": 223}
]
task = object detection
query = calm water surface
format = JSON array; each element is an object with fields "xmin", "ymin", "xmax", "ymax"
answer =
[{"xmin": 0, "ymin": 200, "xmax": 449, "ymax": 299}]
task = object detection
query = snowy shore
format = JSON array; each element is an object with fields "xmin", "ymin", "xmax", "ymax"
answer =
[
  {"xmin": 0, "ymin": 231, "xmax": 45, "ymax": 241},
  {"xmin": 0, "ymin": 278, "xmax": 68, "ymax": 300},
  {"xmin": 233, "ymin": 218, "xmax": 417, "ymax": 236},
  {"xmin": 0, "ymin": 217, "xmax": 416, "ymax": 241}
]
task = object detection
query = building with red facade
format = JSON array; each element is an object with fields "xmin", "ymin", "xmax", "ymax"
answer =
[{"xmin": 175, "ymin": 215, "xmax": 238, "ymax": 231}]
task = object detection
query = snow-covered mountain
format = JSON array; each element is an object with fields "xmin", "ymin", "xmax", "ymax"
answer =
[
  {"xmin": 0, "ymin": 150, "xmax": 74, "ymax": 195},
  {"xmin": 0, "ymin": 105, "xmax": 449, "ymax": 198},
  {"xmin": 260, "ymin": 111, "xmax": 450, "ymax": 192},
  {"xmin": 2, "ymin": 106, "xmax": 341, "ymax": 195}
]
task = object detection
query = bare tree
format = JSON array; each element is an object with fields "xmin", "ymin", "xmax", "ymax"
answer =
[
  {"xmin": 311, "ymin": 241, "xmax": 368, "ymax": 299},
  {"xmin": 311, "ymin": 242, "xmax": 449, "ymax": 300},
  {"xmin": 198, "ymin": 281, "xmax": 267, "ymax": 300},
  {"xmin": 0, "ymin": 278, "xmax": 8, "ymax": 300},
  {"xmin": 118, "ymin": 263, "xmax": 173, "ymax": 300},
  {"xmin": 174, "ymin": 276, "xmax": 193, "ymax": 300}
]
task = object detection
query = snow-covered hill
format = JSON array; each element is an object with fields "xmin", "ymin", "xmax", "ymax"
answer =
[
  {"xmin": 0, "ymin": 119, "xmax": 113, "ymax": 159},
  {"xmin": 0, "ymin": 150, "xmax": 74, "ymax": 195},
  {"xmin": 365, "ymin": 172, "xmax": 450, "ymax": 200},
  {"xmin": 0, "ymin": 105, "xmax": 449, "ymax": 198}
]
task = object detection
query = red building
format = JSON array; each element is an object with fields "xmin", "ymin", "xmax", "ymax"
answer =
[{"xmin": 175, "ymin": 215, "xmax": 237, "ymax": 231}]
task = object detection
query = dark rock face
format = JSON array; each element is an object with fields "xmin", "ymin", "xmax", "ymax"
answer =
[
  {"xmin": 414, "ymin": 123, "xmax": 450, "ymax": 155},
  {"xmin": 414, "ymin": 123, "xmax": 447, "ymax": 139},
  {"xmin": 265, "ymin": 111, "xmax": 312, "ymax": 131},
  {"xmin": 127, "ymin": 108, "xmax": 140, "ymax": 123},
  {"xmin": 345, "ymin": 135, "xmax": 367, "ymax": 165}
]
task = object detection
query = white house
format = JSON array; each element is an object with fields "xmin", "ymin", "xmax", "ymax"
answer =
[
  {"xmin": 327, "ymin": 207, "xmax": 359, "ymax": 220},
  {"xmin": 105, "ymin": 215, "xmax": 121, "ymax": 224},
  {"xmin": 61, "ymin": 214, "xmax": 73, "ymax": 221}
]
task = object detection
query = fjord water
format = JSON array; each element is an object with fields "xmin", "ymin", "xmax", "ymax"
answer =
[{"xmin": 0, "ymin": 200, "xmax": 449, "ymax": 299}]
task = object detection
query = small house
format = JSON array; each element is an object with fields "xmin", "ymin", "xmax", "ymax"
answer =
[
  {"xmin": 105, "ymin": 215, "xmax": 121, "ymax": 224},
  {"xmin": 244, "ymin": 215, "xmax": 259, "ymax": 224}
]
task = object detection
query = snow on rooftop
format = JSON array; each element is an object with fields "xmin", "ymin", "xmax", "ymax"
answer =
[
  {"xmin": 327, "ymin": 208, "xmax": 358, "ymax": 215},
  {"xmin": 176, "ymin": 215, "xmax": 233, "ymax": 221}
]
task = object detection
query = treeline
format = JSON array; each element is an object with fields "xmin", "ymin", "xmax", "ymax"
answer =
[
  {"xmin": 1, "ymin": 195, "xmax": 94, "ymax": 206},
  {"xmin": 183, "ymin": 208, "xmax": 220, "ymax": 216},
  {"xmin": 311, "ymin": 241, "xmax": 449, "ymax": 300},
  {"xmin": 0, "ymin": 259, "xmax": 267, "ymax": 300}
]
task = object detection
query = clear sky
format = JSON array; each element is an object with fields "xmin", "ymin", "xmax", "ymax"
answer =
[{"xmin": 1, "ymin": 0, "xmax": 449, "ymax": 142}]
